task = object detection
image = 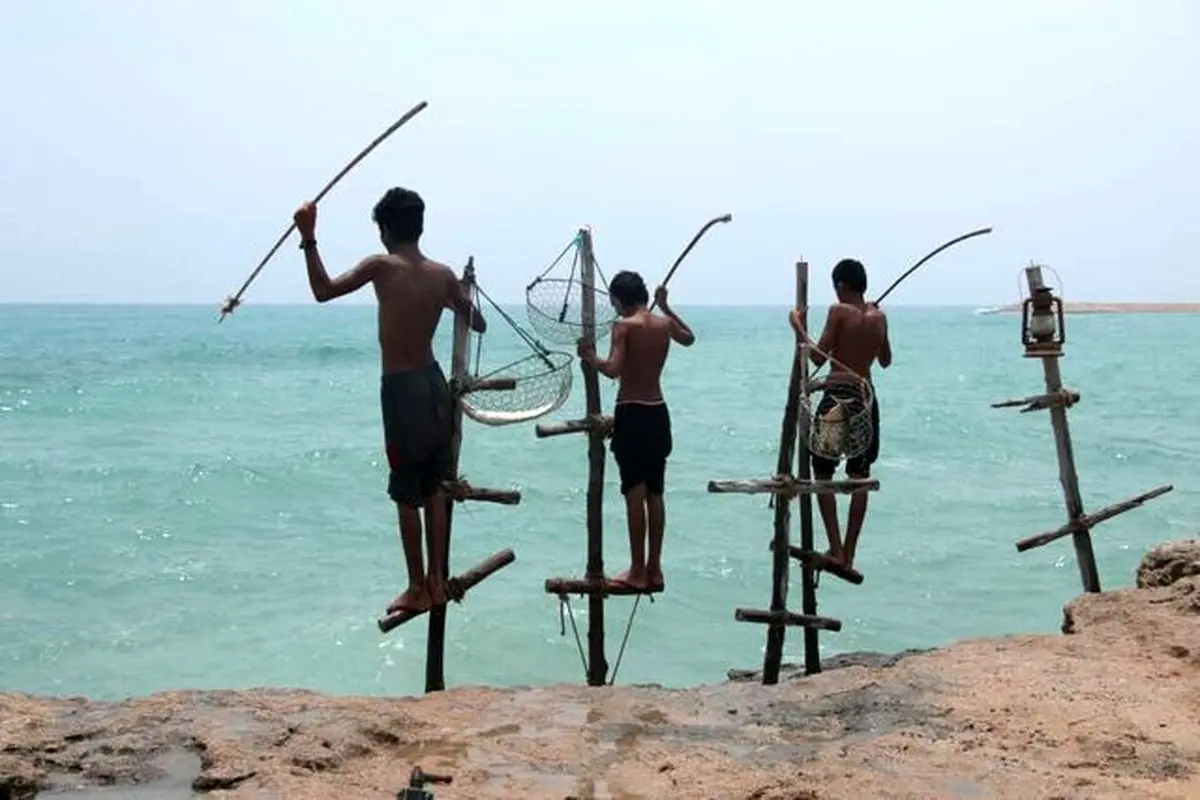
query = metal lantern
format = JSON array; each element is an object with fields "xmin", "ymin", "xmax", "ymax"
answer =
[{"xmin": 1021, "ymin": 283, "xmax": 1065, "ymax": 357}]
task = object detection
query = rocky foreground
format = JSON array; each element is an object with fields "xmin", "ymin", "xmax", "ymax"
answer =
[{"xmin": 3, "ymin": 542, "xmax": 1200, "ymax": 800}]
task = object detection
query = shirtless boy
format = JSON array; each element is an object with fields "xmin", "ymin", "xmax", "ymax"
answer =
[
  {"xmin": 577, "ymin": 271, "xmax": 695, "ymax": 592},
  {"xmin": 293, "ymin": 187, "xmax": 486, "ymax": 615},
  {"xmin": 789, "ymin": 258, "xmax": 892, "ymax": 572}
]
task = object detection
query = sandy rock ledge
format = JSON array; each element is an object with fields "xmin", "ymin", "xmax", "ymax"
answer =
[{"xmin": 3, "ymin": 540, "xmax": 1200, "ymax": 799}]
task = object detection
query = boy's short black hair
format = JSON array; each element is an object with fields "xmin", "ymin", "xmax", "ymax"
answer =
[
  {"xmin": 832, "ymin": 258, "xmax": 868, "ymax": 294},
  {"xmin": 372, "ymin": 187, "xmax": 424, "ymax": 243},
  {"xmin": 608, "ymin": 271, "xmax": 649, "ymax": 308}
]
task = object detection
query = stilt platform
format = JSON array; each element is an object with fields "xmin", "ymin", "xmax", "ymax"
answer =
[
  {"xmin": 734, "ymin": 608, "xmax": 842, "ymax": 631},
  {"xmin": 545, "ymin": 577, "xmax": 664, "ymax": 597},
  {"xmin": 769, "ymin": 541, "xmax": 865, "ymax": 585}
]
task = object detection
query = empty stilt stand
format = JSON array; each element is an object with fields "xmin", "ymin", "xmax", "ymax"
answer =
[
  {"xmin": 992, "ymin": 265, "xmax": 1173, "ymax": 592},
  {"xmin": 376, "ymin": 258, "xmax": 520, "ymax": 694},
  {"xmin": 536, "ymin": 228, "xmax": 660, "ymax": 687},
  {"xmin": 707, "ymin": 261, "xmax": 876, "ymax": 683}
]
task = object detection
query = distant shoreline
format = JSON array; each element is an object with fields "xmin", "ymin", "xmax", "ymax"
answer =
[{"xmin": 982, "ymin": 301, "xmax": 1200, "ymax": 316}]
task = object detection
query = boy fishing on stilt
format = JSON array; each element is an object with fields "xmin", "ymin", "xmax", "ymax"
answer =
[
  {"xmin": 293, "ymin": 188, "xmax": 486, "ymax": 615},
  {"xmin": 577, "ymin": 272, "xmax": 695, "ymax": 592},
  {"xmin": 789, "ymin": 258, "xmax": 891, "ymax": 572}
]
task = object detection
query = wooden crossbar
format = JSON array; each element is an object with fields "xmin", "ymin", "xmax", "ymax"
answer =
[
  {"xmin": 707, "ymin": 477, "xmax": 879, "ymax": 496},
  {"xmin": 378, "ymin": 548, "xmax": 516, "ymax": 633},
  {"xmin": 770, "ymin": 542, "xmax": 865, "ymax": 585},
  {"xmin": 534, "ymin": 415, "xmax": 612, "ymax": 439},
  {"xmin": 735, "ymin": 608, "xmax": 842, "ymax": 632},
  {"xmin": 1015, "ymin": 485, "xmax": 1174, "ymax": 553},
  {"xmin": 545, "ymin": 577, "xmax": 664, "ymax": 597}
]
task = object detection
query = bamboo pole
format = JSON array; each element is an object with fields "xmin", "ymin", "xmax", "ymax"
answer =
[
  {"xmin": 424, "ymin": 257, "xmax": 474, "ymax": 693},
  {"xmin": 579, "ymin": 228, "xmax": 609, "ymax": 687}
]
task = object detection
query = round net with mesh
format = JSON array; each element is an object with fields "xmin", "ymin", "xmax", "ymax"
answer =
[
  {"xmin": 526, "ymin": 278, "xmax": 615, "ymax": 346},
  {"xmin": 524, "ymin": 233, "xmax": 617, "ymax": 346},
  {"xmin": 807, "ymin": 376, "xmax": 876, "ymax": 461},
  {"xmin": 460, "ymin": 349, "xmax": 574, "ymax": 427}
]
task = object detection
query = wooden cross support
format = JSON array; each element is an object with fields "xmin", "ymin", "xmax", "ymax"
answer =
[
  {"xmin": 769, "ymin": 541, "xmax": 865, "ymax": 585},
  {"xmin": 708, "ymin": 477, "xmax": 879, "ymax": 497},
  {"xmin": 535, "ymin": 228, "xmax": 614, "ymax": 687},
  {"xmin": 453, "ymin": 376, "xmax": 518, "ymax": 396},
  {"xmin": 734, "ymin": 608, "xmax": 842, "ymax": 631},
  {"xmin": 534, "ymin": 414, "xmax": 613, "ymax": 439},
  {"xmin": 377, "ymin": 549, "xmax": 517, "ymax": 633},
  {"xmin": 545, "ymin": 577, "xmax": 664, "ymax": 597},
  {"xmin": 441, "ymin": 480, "xmax": 521, "ymax": 506},
  {"xmin": 994, "ymin": 265, "xmax": 1173, "ymax": 593},
  {"xmin": 1014, "ymin": 484, "xmax": 1173, "ymax": 553}
]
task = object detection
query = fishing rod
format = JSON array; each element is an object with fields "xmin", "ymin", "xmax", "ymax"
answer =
[
  {"xmin": 649, "ymin": 213, "xmax": 733, "ymax": 311},
  {"xmin": 218, "ymin": 100, "xmax": 430, "ymax": 322},
  {"xmin": 873, "ymin": 226, "xmax": 993, "ymax": 306}
]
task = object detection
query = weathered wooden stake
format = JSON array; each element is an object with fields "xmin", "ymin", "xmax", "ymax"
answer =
[
  {"xmin": 424, "ymin": 257, "xmax": 475, "ymax": 692},
  {"xmin": 996, "ymin": 264, "xmax": 1173, "ymax": 593},
  {"xmin": 578, "ymin": 229, "xmax": 609, "ymax": 686},
  {"xmin": 795, "ymin": 262, "xmax": 822, "ymax": 676}
]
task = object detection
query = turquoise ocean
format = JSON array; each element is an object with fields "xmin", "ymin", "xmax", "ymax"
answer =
[{"xmin": 2, "ymin": 304, "xmax": 1196, "ymax": 701}]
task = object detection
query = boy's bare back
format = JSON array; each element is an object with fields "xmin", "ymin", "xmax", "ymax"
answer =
[
  {"xmin": 826, "ymin": 302, "xmax": 889, "ymax": 381},
  {"xmin": 372, "ymin": 255, "xmax": 461, "ymax": 373},
  {"xmin": 613, "ymin": 311, "xmax": 675, "ymax": 403}
]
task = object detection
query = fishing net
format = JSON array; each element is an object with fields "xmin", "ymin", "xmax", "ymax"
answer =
[
  {"xmin": 457, "ymin": 275, "xmax": 575, "ymax": 427},
  {"xmin": 460, "ymin": 350, "xmax": 573, "ymax": 427},
  {"xmin": 807, "ymin": 375, "xmax": 876, "ymax": 461},
  {"xmin": 525, "ymin": 233, "xmax": 616, "ymax": 346}
]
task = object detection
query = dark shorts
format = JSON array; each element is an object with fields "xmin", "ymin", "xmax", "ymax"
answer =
[
  {"xmin": 611, "ymin": 401, "xmax": 673, "ymax": 496},
  {"xmin": 381, "ymin": 362, "xmax": 455, "ymax": 508},
  {"xmin": 810, "ymin": 384, "xmax": 880, "ymax": 479}
]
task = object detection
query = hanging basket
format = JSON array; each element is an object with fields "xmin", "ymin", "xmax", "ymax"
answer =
[
  {"xmin": 461, "ymin": 350, "xmax": 574, "ymax": 426},
  {"xmin": 808, "ymin": 376, "xmax": 875, "ymax": 461},
  {"xmin": 525, "ymin": 277, "xmax": 616, "ymax": 346}
]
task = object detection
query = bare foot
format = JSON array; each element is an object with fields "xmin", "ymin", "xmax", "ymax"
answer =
[
  {"xmin": 387, "ymin": 586, "xmax": 431, "ymax": 615},
  {"xmin": 427, "ymin": 576, "xmax": 448, "ymax": 608},
  {"xmin": 608, "ymin": 569, "xmax": 649, "ymax": 590},
  {"xmin": 648, "ymin": 568, "xmax": 665, "ymax": 592}
]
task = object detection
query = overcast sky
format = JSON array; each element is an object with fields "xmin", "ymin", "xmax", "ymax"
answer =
[{"xmin": 1, "ymin": 0, "xmax": 1196, "ymax": 307}]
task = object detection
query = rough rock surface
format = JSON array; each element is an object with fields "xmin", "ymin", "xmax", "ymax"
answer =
[{"xmin": 3, "ymin": 540, "xmax": 1200, "ymax": 799}]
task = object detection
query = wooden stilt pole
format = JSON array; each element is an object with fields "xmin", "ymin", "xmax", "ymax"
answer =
[
  {"xmin": 795, "ymin": 262, "xmax": 823, "ymax": 675},
  {"xmin": 760, "ymin": 265, "xmax": 808, "ymax": 684},
  {"xmin": 424, "ymin": 257, "xmax": 475, "ymax": 693},
  {"xmin": 579, "ymin": 229, "xmax": 609, "ymax": 687}
]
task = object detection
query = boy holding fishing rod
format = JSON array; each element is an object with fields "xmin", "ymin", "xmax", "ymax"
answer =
[
  {"xmin": 789, "ymin": 258, "xmax": 892, "ymax": 572},
  {"xmin": 293, "ymin": 187, "xmax": 487, "ymax": 616},
  {"xmin": 577, "ymin": 272, "xmax": 696, "ymax": 592}
]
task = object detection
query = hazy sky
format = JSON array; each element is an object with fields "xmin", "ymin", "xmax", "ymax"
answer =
[{"xmin": 1, "ymin": 1, "xmax": 1196, "ymax": 307}]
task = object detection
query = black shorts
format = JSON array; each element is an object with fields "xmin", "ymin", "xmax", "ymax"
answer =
[
  {"xmin": 810, "ymin": 384, "xmax": 880, "ymax": 479},
  {"xmin": 611, "ymin": 401, "xmax": 673, "ymax": 496},
  {"xmin": 381, "ymin": 362, "xmax": 455, "ymax": 508}
]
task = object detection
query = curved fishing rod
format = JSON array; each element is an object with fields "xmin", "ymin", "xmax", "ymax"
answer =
[
  {"xmin": 649, "ymin": 213, "xmax": 733, "ymax": 311},
  {"xmin": 218, "ymin": 100, "xmax": 430, "ymax": 322},
  {"xmin": 873, "ymin": 226, "xmax": 993, "ymax": 306}
]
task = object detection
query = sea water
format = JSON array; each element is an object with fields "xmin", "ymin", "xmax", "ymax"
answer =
[{"xmin": 1, "ymin": 304, "xmax": 1196, "ymax": 700}]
